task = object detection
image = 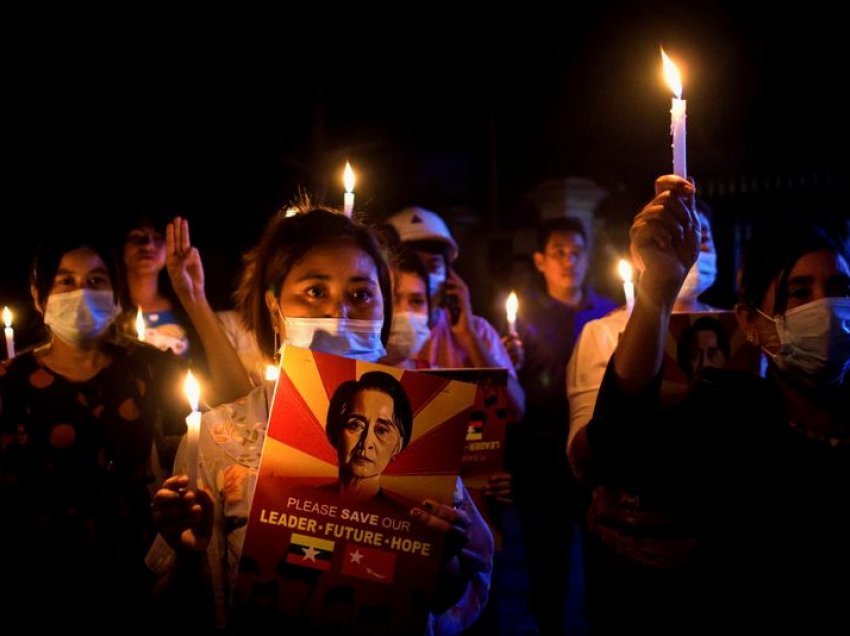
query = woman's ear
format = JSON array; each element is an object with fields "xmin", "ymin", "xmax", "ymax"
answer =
[
  {"xmin": 30, "ymin": 285, "xmax": 44, "ymax": 315},
  {"xmin": 265, "ymin": 291, "xmax": 281, "ymax": 330},
  {"xmin": 734, "ymin": 302, "xmax": 759, "ymax": 345}
]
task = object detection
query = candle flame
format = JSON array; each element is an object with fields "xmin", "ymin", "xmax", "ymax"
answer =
[
  {"xmin": 184, "ymin": 370, "xmax": 201, "ymax": 412},
  {"xmin": 284, "ymin": 207, "xmax": 299, "ymax": 218},
  {"xmin": 618, "ymin": 259, "xmax": 633, "ymax": 283},
  {"xmin": 135, "ymin": 307, "xmax": 146, "ymax": 341},
  {"xmin": 343, "ymin": 161, "xmax": 356, "ymax": 193},
  {"xmin": 2, "ymin": 306, "xmax": 11, "ymax": 328},
  {"xmin": 505, "ymin": 291, "xmax": 519, "ymax": 322},
  {"xmin": 264, "ymin": 364, "xmax": 280, "ymax": 381},
  {"xmin": 661, "ymin": 48, "xmax": 683, "ymax": 99}
]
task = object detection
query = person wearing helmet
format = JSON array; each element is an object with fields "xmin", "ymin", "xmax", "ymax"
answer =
[{"xmin": 386, "ymin": 207, "xmax": 525, "ymax": 420}]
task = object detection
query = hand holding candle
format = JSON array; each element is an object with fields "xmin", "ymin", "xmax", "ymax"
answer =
[
  {"xmin": 618, "ymin": 259, "xmax": 635, "ymax": 312},
  {"xmin": 3, "ymin": 306, "xmax": 15, "ymax": 360},
  {"xmin": 343, "ymin": 161, "xmax": 356, "ymax": 217},
  {"xmin": 505, "ymin": 291, "xmax": 519, "ymax": 335},
  {"xmin": 661, "ymin": 49, "xmax": 686, "ymax": 178},
  {"xmin": 183, "ymin": 370, "xmax": 201, "ymax": 488}
]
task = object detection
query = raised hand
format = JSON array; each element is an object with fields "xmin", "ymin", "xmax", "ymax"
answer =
[
  {"xmin": 630, "ymin": 176, "xmax": 700, "ymax": 307},
  {"xmin": 166, "ymin": 216, "xmax": 207, "ymax": 307}
]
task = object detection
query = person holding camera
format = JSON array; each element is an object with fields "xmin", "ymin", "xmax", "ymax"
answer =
[{"xmin": 386, "ymin": 207, "xmax": 525, "ymax": 420}]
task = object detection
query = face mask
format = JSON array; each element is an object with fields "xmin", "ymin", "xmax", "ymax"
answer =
[
  {"xmin": 427, "ymin": 272, "xmax": 446, "ymax": 299},
  {"xmin": 282, "ymin": 316, "xmax": 386, "ymax": 362},
  {"xmin": 44, "ymin": 288, "xmax": 119, "ymax": 345},
  {"xmin": 384, "ymin": 312, "xmax": 431, "ymax": 364},
  {"xmin": 759, "ymin": 297, "xmax": 850, "ymax": 386},
  {"xmin": 679, "ymin": 251, "xmax": 717, "ymax": 300}
]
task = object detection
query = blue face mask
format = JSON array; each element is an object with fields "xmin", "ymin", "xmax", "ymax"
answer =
[{"xmin": 282, "ymin": 316, "xmax": 386, "ymax": 362}]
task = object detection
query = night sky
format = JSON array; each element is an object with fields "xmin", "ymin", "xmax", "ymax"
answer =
[{"xmin": 3, "ymin": 2, "xmax": 847, "ymax": 341}]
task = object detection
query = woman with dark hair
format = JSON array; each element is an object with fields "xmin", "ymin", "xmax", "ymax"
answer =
[
  {"xmin": 325, "ymin": 370, "xmax": 413, "ymax": 502},
  {"xmin": 148, "ymin": 207, "xmax": 493, "ymax": 634},
  {"xmin": 117, "ymin": 212, "xmax": 251, "ymax": 405},
  {"xmin": 0, "ymin": 234, "xmax": 187, "ymax": 629},
  {"xmin": 583, "ymin": 176, "xmax": 849, "ymax": 632}
]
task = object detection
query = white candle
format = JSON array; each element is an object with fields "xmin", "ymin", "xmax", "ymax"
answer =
[
  {"xmin": 662, "ymin": 49, "xmax": 687, "ymax": 178},
  {"xmin": 505, "ymin": 291, "xmax": 519, "ymax": 335},
  {"xmin": 3, "ymin": 306, "xmax": 15, "ymax": 359},
  {"xmin": 183, "ymin": 370, "xmax": 201, "ymax": 488},
  {"xmin": 618, "ymin": 260, "xmax": 635, "ymax": 312},
  {"xmin": 343, "ymin": 161, "xmax": 356, "ymax": 217},
  {"xmin": 135, "ymin": 307, "xmax": 146, "ymax": 342}
]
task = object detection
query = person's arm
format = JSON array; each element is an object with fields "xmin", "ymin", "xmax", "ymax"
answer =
[
  {"xmin": 166, "ymin": 217, "xmax": 252, "ymax": 405},
  {"xmin": 613, "ymin": 176, "xmax": 698, "ymax": 393}
]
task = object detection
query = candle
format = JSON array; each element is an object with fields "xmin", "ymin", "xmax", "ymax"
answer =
[
  {"xmin": 618, "ymin": 260, "xmax": 635, "ymax": 312},
  {"xmin": 505, "ymin": 291, "xmax": 519, "ymax": 335},
  {"xmin": 264, "ymin": 363, "xmax": 280, "ymax": 382},
  {"xmin": 135, "ymin": 307, "xmax": 146, "ymax": 342},
  {"xmin": 183, "ymin": 370, "xmax": 201, "ymax": 488},
  {"xmin": 661, "ymin": 49, "xmax": 686, "ymax": 178},
  {"xmin": 3, "ymin": 306, "xmax": 15, "ymax": 359},
  {"xmin": 343, "ymin": 161, "xmax": 356, "ymax": 217}
]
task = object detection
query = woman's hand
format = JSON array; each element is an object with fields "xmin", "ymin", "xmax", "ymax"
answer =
[
  {"xmin": 483, "ymin": 472, "xmax": 513, "ymax": 506},
  {"xmin": 166, "ymin": 217, "xmax": 207, "ymax": 308},
  {"xmin": 501, "ymin": 334, "xmax": 525, "ymax": 370},
  {"xmin": 630, "ymin": 176, "xmax": 700, "ymax": 308},
  {"xmin": 443, "ymin": 270, "xmax": 475, "ymax": 335},
  {"xmin": 152, "ymin": 474, "xmax": 214, "ymax": 553}
]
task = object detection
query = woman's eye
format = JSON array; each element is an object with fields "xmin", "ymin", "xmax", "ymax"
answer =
[
  {"xmin": 88, "ymin": 275, "xmax": 111, "ymax": 288},
  {"xmin": 53, "ymin": 276, "xmax": 74, "ymax": 288},
  {"xmin": 305, "ymin": 286, "xmax": 326, "ymax": 299},
  {"xmin": 351, "ymin": 288, "xmax": 374, "ymax": 302},
  {"xmin": 345, "ymin": 419, "xmax": 364, "ymax": 432}
]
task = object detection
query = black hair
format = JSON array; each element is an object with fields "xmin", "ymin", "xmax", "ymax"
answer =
[
  {"xmin": 535, "ymin": 217, "xmax": 587, "ymax": 253},
  {"xmin": 392, "ymin": 247, "xmax": 432, "ymax": 322},
  {"xmin": 235, "ymin": 207, "xmax": 393, "ymax": 358},
  {"xmin": 739, "ymin": 221, "xmax": 849, "ymax": 313},
  {"xmin": 30, "ymin": 235, "xmax": 121, "ymax": 309},
  {"xmin": 677, "ymin": 316, "xmax": 731, "ymax": 379},
  {"xmin": 325, "ymin": 371, "xmax": 413, "ymax": 451}
]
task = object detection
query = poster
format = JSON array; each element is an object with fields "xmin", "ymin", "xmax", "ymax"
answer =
[
  {"xmin": 661, "ymin": 311, "xmax": 762, "ymax": 402},
  {"xmin": 232, "ymin": 346, "xmax": 476, "ymax": 633},
  {"xmin": 420, "ymin": 368, "xmax": 511, "ymax": 546}
]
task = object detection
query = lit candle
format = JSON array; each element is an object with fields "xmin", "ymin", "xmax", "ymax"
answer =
[
  {"xmin": 618, "ymin": 260, "xmax": 635, "ymax": 312},
  {"xmin": 3, "ymin": 306, "xmax": 15, "ymax": 359},
  {"xmin": 264, "ymin": 363, "xmax": 280, "ymax": 382},
  {"xmin": 343, "ymin": 161, "xmax": 356, "ymax": 217},
  {"xmin": 505, "ymin": 291, "xmax": 519, "ymax": 335},
  {"xmin": 661, "ymin": 49, "xmax": 686, "ymax": 178},
  {"xmin": 183, "ymin": 370, "xmax": 201, "ymax": 488},
  {"xmin": 135, "ymin": 307, "xmax": 146, "ymax": 342}
]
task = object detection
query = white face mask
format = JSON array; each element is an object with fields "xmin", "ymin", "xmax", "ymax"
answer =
[
  {"xmin": 760, "ymin": 297, "xmax": 850, "ymax": 386},
  {"xmin": 427, "ymin": 272, "xmax": 445, "ymax": 299},
  {"xmin": 282, "ymin": 316, "xmax": 386, "ymax": 362},
  {"xmin": 679, "ymin": 251, "xmax": 717, "ymax": 300},
  {"xmin": 44, "ymin": 288, "xmax": 119, "ymax": 345},
  {"xmin": 384, "ymin": 312, "xmax": 431, "ymax": 364}
]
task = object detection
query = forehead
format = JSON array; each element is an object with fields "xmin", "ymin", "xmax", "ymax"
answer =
[
  {"xmin": 287, "ymin": 242, "xmax": 378, "ymax": 280},
  {"xmin": 694, "ymin": 329, "xmax": 719, "ymax": 346},
  {"xmin": 57, "ymin": 247, "xmax": 108, "ymax": 274},
  {"xmin": 352, "ymin": 389, "xmax": 394, "ymax": 415},
  {"xmin": 396, "ymin": 271, "xmax": 426, "ymax": 293},
  {"xmin": 545, "ymin": 231, "xmax": 585, "ymax": 250}
]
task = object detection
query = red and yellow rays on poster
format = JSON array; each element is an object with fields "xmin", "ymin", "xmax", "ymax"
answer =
[{"xmin": 235, "ymin": 346, "xmax": 476, "ymax": 633}]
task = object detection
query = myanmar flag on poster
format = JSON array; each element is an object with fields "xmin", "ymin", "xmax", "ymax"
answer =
[
  {"xmin": 341, "ymin": 543, "xmax": 397, "ymax": 584},
  {"xmin": 285, "ymin": 533, "xmax": 335, "ymax": 571}
]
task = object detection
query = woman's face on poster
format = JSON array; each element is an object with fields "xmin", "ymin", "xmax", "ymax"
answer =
[{"xmin": 338, "ymin": 389, "xmax": 402, "ymax": 480}]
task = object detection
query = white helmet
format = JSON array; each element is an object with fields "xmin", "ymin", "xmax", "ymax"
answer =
[{"xmin": 386, "ymin": 207, "xmax": 459, "ymax": 261}]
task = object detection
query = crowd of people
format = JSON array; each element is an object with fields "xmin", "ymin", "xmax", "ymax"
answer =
[{"xmin": 1, "ymin": 177, "xmax": 847, "ymax": 634}]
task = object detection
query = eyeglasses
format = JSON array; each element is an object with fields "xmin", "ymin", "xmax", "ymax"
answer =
[{"xmin": 126, "ymin": 231, "xmax": 165, "ymax": 247}]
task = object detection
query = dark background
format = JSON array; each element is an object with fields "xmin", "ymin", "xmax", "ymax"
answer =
[{"xmin": 2, "ymin": 2, "xmax": 848, "ymax": 347}]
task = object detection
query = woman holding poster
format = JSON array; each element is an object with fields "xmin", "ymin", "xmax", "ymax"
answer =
[{"xmin": 148, "ymin": 206, "xmax": 493, "ymax": 634}]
